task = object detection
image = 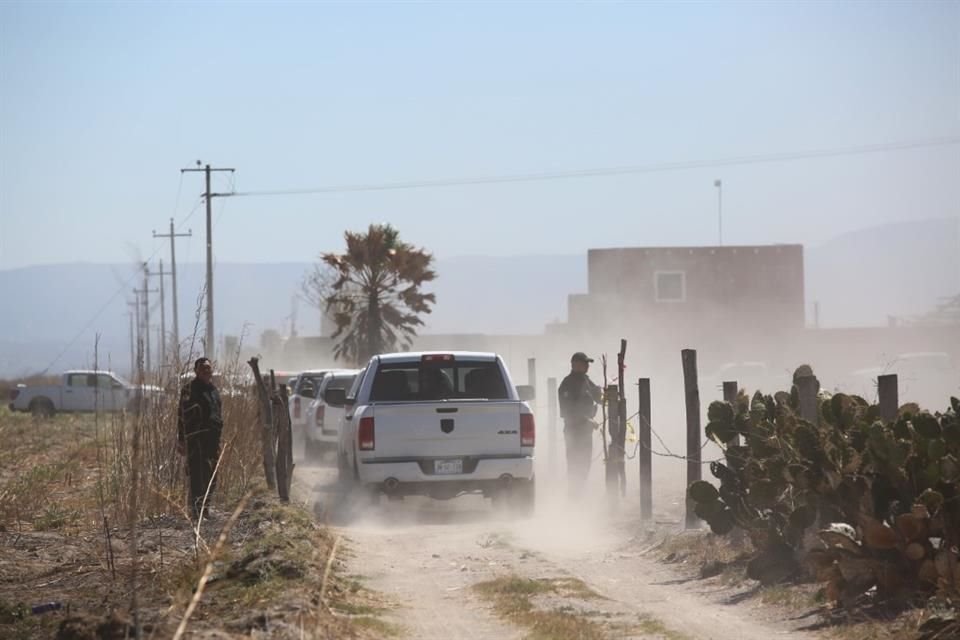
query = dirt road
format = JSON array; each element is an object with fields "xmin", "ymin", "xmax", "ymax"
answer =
[{"xmin": 298, "ymin": 462, "xmax": 814, "ymax": 640}]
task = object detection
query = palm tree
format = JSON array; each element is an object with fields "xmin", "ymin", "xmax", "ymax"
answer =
[{"xmin": 321, "ymin": 224, "xmax": 436, "ymax": 364}]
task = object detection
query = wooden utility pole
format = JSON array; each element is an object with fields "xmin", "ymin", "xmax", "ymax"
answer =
[
  {"xmin": 147, "ymin": 260, "xmax": 172, "ymax": 366},
  {"xmin": 153, "ymin": 218, "xmax": 192, "ymax": 363},
  {"xmin": 126, "ymin": 304, "xmax": 136, "ymax": 380},
  {"xmin": 130, "ymin": 291, "xmax": 143, "ymax": 382},
  {"xmin": 181, "ymin": 163, "xmax": 235, "ymax": 361},
  {"xmin": 681, "ymin": 349, "xmax": 702, "ymax": 529},
  {"xmin": 134, "ymin": 266, "xmax": 158, "ymax": 375}
]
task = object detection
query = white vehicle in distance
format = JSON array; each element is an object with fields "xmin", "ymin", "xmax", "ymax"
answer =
[
  {"xmin": 9, "ymin": 370, "xmax": 159, "ymax": 417},
  {"xmin": 288, "ymin": 369, "xmax": 332, "ymax": 440},
  {"xmin": 334, "ymin": 352, "xmax": 536, "ymax": 513},
  {"xmin": 303, "ymin": 369, "xmax": 360, "ymax": 461}
]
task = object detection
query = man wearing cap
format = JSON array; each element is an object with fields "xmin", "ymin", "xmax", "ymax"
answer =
[
  {"xmin": 558, "ymin": 352, "xmax": 603, "ymax": 495},
  {"xmin": 177, "ymin": 357, "xmax": 223, "ymax": 520}
]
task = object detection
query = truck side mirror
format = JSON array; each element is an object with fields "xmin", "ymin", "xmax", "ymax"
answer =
[
  {"xmin": 324, "ymin": 387, "xmax": 347, "ymax": 407},
  {"xmin": 516, "ymin": 385, "xmax": 535, "ymax": 402}
]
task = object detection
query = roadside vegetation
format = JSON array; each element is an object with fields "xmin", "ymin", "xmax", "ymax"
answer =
[
  {"xmin": 0, "ymin": 364, "xmax": 376, "ymax": 639},
  {"xmin": 681, "ymin": 365, "xmax": 960, "ymax": 639}
]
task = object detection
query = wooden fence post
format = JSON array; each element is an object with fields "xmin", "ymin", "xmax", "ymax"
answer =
[
  {"xmin": 796, "ymin": 375, "xmax": 820, "ymax": 425},
  {"xmin": 247, "ymin": 357, "xmax": 277, "ymax": 490},
  {"xmin": 615, "ymin": 340, "xmax": 627, "ymax": 497},
  {"xmin": 275, "ymin": 383, "xmax": 294, "ymax": 502},
  {"xmin": 681, "ymin": 349, "xmax": 702, "ymax": 529},
  {"xmin": 878, "ymin": 374, "xmax": 899, "ymax": 424},
  {"xmin": 547, "ymin": 377, "xmax": 558, "ymax": 478},
  {"xmin": 723, "ymin": 381, "xmax": 739, "ymax": 446},
  {"xmin": 637, "ymin": 378, "xmax": 652, "ymax": 522},
  {"xmin": 605, "ymin": 384, "xmax": 620, "ymax": 498}
]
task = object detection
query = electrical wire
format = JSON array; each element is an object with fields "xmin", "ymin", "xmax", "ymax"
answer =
[
  {"xmin": 225, "ymin": 136, "xmax": 960, "ymax": 198},
  {"xmin": 36, "ymin": 196, "xmax": 204, "ymax": 375}
]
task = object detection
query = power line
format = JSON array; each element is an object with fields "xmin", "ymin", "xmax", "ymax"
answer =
[
  {"xmin": 226, "ymin": 136, "xmax": 960, "ymax": 198},
  {"xmin": 37, "ymin": 196, "xmax": 204, "ymax": 376}
]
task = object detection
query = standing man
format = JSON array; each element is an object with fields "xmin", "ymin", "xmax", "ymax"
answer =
[
  {"xmin": 177, "ymin": 357, "xmax": 223, "ymax": 520},
  {"xmin": 558, "ymin": 352, "xmax": 602, "ymax": 496}
]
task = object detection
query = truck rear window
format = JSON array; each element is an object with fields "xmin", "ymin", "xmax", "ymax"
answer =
[{"xmin": 370, "ymin": 361, "xmax": 508, "ymax": 402}]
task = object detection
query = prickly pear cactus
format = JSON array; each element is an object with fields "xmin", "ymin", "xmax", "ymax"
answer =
[{"xmin": 688, "ymin": 374, "xmax": 960, "ymax": 605}]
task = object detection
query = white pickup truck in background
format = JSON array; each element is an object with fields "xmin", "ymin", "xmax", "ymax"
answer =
[
  {"xmin": 335, "ymin": 352, "xmax": 536, "ymax": 514},
  {"xmin": 304, "ymin": 369, "xmax": 360, "ymax": 460},
  {"xmin": 8, "ymin": 370, "xmax": 158, "ymax": 417}
]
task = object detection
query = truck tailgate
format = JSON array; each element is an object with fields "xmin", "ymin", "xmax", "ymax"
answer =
[{"xmin": 371, "ymin": 401, "xmax": 523, "ymax": 459}]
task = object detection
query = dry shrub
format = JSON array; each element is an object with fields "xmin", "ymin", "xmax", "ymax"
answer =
[{"xmin": 100, "ymin": 345, "xmax": 265, "ymax": 525}]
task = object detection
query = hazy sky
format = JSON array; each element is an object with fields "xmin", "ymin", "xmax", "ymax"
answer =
[{"xmin": 1, "ymin": 1, "xmax": 958, "ymax": 272}]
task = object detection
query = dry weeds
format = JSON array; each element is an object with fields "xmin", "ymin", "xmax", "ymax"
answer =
[{"xmin": 0, "ymin": 369, "xmax": 374, "ymax": 639}]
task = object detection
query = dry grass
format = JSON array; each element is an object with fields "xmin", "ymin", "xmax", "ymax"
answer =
[
  {"xmin": 475, "ymin": 575, "xmax": 612, "ymax": 640},
  {"xmin": 0, "ymin": 343, "xmax": 376, "ymax": 639}
]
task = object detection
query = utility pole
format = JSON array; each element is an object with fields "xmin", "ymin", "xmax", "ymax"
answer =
[
  {"xmin": 181, "ymin": 162, "xmax": 235, "ymax": 361},
  {"xmin": 147, "ymin": 260, "xmax": 173, "ymax": 367},
  {"xmin": 135, "ymin": 265, "xmax": 159, "ymax": 376},
  {"xmin": 714, "ymin": 179, "xmax": 723, "ymax": 246},
  {"xmin": 126, "ymin": 305, "xmax": 136, "ymax": 380},
  {"xmin": 130, "ymin": 291, "xmax": 142, "ymax": 382},
  {"xmin": 153, "ymin": 218, "xmax": 191, "ymax": 364}
]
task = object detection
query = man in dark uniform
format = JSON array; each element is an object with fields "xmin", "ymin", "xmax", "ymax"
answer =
[
  {"xmin": 558, "ymin": 352, "xmax": 602, "ymax": 496},
  {"xmin": 177, "ymin": 357, "xmax": 223, "ymax": 519}
]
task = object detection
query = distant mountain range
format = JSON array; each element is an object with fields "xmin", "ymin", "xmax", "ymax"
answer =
[{"xmin": 1, "ymin": 218, "xmax": 956, "ymax": 378}]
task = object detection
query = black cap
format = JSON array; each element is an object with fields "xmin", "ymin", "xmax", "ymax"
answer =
[{"xmin": 571, "ymin": 352, "xmax": 594, "ymax": 364}]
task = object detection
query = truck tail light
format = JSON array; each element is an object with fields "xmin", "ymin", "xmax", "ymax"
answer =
[
  {"xmin": 358, "ymin": 416, "xmax": 375, "ymax": 451},
  {"xmin": 520, "ymin": 413, "xmax": 535, "ymax": 447},
  {"xmin": 315, "ymin": 404, "xmax": 325, "ymax": 427},
  {"xmin": 293, "ymin": 397, "xmax": 301, "ymax": 419}
]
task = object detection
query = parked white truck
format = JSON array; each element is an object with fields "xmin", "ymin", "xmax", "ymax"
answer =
[
  {"xmin": 334, "ymin": 352, "xmax": 536, "ymax": 513},
  {"xmin": 8, "ymin": 370, "xmax": 157, "ymax": 417}
]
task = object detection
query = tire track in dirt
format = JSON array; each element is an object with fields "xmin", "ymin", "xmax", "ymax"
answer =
[{"xmin": 299, "ymin": 462, "xmax": 816, "ymax": 640}]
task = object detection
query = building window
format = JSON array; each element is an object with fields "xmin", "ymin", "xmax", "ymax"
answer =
[{"xmin": 655, "ymin": 271, "xmax": 686, "ymax": 302}]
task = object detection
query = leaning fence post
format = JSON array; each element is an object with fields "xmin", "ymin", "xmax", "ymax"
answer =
[
  {"xmin": 247, "ymin": 357, "xmax": 277, "ymax": 490},
  {"xmin": 637, "ymin": 378, "xmax": 652, "ymax": 522},
  {"xmin": 878, "ymin": 374, "xmax": 899, "ymax": 424},
  {"xmin": 796, "ymin": 375, "xmax": 820, "ymax": 426},
  {"xmin": 723, "ymin": 381, "xmax": 739, "ymax": 446},
  {"xmin": 547, "ymin": 377, "xmax": 558, "ymax": 478},
  {"xmin": 681, "ymin": 349, "xmax": 702, "ymax": 529}
]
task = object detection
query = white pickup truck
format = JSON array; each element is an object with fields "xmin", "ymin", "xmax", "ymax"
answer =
[
  {"xmin": 334, "ymin": 352, "xmax": 536, "ymax": 513},
  {"xmin": 8, "ymin": 370, "xmax": 158, "ymax": 417}
]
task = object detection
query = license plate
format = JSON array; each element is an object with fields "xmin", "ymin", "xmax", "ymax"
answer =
[{"xmin": 434, "ymin": 459, "xmax": 463, "ymax": 475}]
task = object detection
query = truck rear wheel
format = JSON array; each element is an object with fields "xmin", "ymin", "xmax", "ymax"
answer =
[
  {"xmin": 508, "ymin": 478, "xmax": 536, "ymax": 518},
  {"xmin": 492, "ymin": 478, "xmax": 535, "ymax": 518},
  {"xmin": 29, "ymin": 398, "xmax": 55, "ymax": 419}
]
